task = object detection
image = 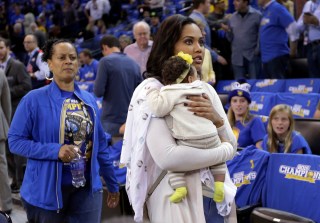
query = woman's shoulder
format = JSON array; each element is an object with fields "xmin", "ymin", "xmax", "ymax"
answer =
[{"xmin": 291, "ymin": 131, "xmax": 307, "ymax": 142}]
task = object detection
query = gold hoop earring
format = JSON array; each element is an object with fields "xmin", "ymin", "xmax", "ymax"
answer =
[{"xmin": 45, "ymin": 71, "xmax": 53, "ymax": 81}]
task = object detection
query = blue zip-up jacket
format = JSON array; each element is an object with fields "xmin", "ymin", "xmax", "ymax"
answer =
[{"xmin": 8, "ymin": 81, "xmax": 119, "ymax": 210}]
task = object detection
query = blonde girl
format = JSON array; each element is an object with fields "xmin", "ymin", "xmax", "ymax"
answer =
[{"xmin": 262, "ymin": 104, "xmax": 311, "ymax": 154}]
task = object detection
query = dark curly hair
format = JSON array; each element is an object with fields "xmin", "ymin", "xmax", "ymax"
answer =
[
  {"xmin": 162, "ymin": 56, "xmax": 194, "ymax": 85},
  {"xmin": 144, "ymin": 15, "xmax": 198, "ymax": 81},
  {"xmin": 42, "ymin": 39, "xmax": 76, "ymax": 62}
]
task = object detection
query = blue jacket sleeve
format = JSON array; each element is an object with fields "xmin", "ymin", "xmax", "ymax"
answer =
[
  {"xmin": 8, "ymin": 96, "xmax": 61, "ymax": 160},
  {"xmin": 93, "ymin": 98, "xmax": 119, "ymax": 192}
]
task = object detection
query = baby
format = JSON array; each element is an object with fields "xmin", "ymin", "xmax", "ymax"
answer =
[{"xmin": 146, "ymin": 52, "xmax": 226, "ymax": 203}]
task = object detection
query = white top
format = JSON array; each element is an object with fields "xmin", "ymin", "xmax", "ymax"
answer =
[
  {"xmin": 146, "ymin": 80, "xmax": 217, "ymax": 139},
  {"xmin": 120, "ymin": 78, "xmax": 237, "ymax": 222}
]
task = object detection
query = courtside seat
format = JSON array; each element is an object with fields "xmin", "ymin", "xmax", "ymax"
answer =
[
  {"xmin": 218, "ymin": 94, "xmax": 229, "ymax": 111},
  {"xmin": 294, "ymin": 118, "xmax": 320, "ymax": 155},
  {"xmin": 251, "ymin": 207, "xmax": 315, "ymax": 223}
]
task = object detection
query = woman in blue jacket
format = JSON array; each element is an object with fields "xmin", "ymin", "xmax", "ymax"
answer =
[{"xmin": 8, "ymin": 39, "xmax": 119, "ymax": 223}]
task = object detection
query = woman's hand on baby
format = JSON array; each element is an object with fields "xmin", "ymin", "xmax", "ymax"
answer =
[
  {"xmin": 58, "ymin": 145, "xmax": 79, "ymax": 163},
  {"xmin": 186, "ymin": 93, "xmax": 224, "ymax": 128}
]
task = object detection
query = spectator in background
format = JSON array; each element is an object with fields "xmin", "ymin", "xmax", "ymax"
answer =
[
  {"xmin": 11, "ymin": 22, "xmax": 27, "ymax": 63},
  {"xmin": 149, "ymin": 10, "xmax": 161, "ymax": 39},
  {"xmin": 190, "ymin": 0, "xmax": 229, "ymax": 80},
  {"xmin": 207, "ymin": 0, "xmax": 233, "ymax": 80},
  {"xmin": 86, "ymin": 19, "xmax": 107, "ymax": 36},
  {"xmin": 63, "ymin": 0, "xmax": 78, "ymax": 26},
  {"xmin": 23, "ymin": 0, "xmax": 39, "ymax": 17},
  {"xmin": 8, "ymin": 39, "xmax": 119, "ymax": 223},
  {"xmin": 0, "ymin": 37, "xmax": 32, "ymax": 194},
  {"xmin": 0, "ymin": 4, "xmax": 7, "ymax": 36},
  {"xmin": 36, "ymin": 13, "xmax": 48, "ymax": 34},
  {"xmin": 194, "ymin": 20, "xmax": 216, "ymax": 84},
  {"xmin": 51, "ymin": 2, "xmax": 64, "ymax": 28},
  {"xmin": 282, "ymin": 0, "xmax": 294, "ymax": 17},
  {"xmin": 94, "ymin": 35, "xmax": 142, "ymax": 136},
  {"xmin": 23, "ymin": 34, "xmax": 50, "ymax": 89},
  {"xmin": 78, "ymin": 49, "xmax": 99, "ymax": 82},
  {"xmin": 30, "ymin": 22, "xmax": 47, "ymax": 49},
  {"xmin": 22, "ymin": 5, "xmax": 36, "ymax": 35},
  {"xmin": 262, "ymin": 104, "xmax": 312, "ymax": 154},
  {"xmin": 9, "ymin": 3, "xmax": 25, "ymax": 26},
  {"xmin": 207, "ymin": 0, "xmax": 227, "ymax": 32},
  {"xmin": 221, "ymin": 0, "xmax": 261, "ymax": 79},
  {"xmin": 0, "ymin": 70, "xmax": 12, "ymax": 216},
  {"xmin": 258, "ymin": 0, "xmax": 299, "ymax": 79},
  {"xmin": 37, "ymin": 0, "xmax": 54, "ymax": 19},
  {"xmin": 227, "ymin": 81, "xmax": 266, "ymax": 149},
  {"xmin": 190, "ymin": 0, "xmax": 212, "ymax": 48},
  {"xmin": 85, "ymin": 0, "xmax": 110, "ymax": 24},
  {"xmin": 124, "ymin": 21, "xmax": 153, "ymax": 75},
  {"xmin": 144, "ymin": 0, "xmax": 164, "ymax": 15},
  {"xmin": 297, "ymin": 0, "xmax": 320, "ymax": 78},
  {"xmin": 118, "ymin": 34, "xmax": 132, "ymax": 52}
]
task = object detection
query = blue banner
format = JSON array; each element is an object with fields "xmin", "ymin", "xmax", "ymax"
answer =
[
  {"xmin": 227, "ymin": 146, "xmax": 270, "ymax": 208},
  {"xmin": 263, "ymin": 154, "xmax": 320, "ymax": 222},
  {"xmin": 215, "ymin": 79, "xmax": 257, "ymax": 94},
  {"xmin": 285, "ymin": 78, "xmax": 320, "ymax": 94},
  {"xmin": 251, "ymin": 79, "xmax": 286, "ymax": 92},
  {"xmin": 249, "ymin": 92, "xmax": 276, "ymax": 116},
  {"xmin": 276, "ymin": 93, "xmax": 319, "ymax": 118}
]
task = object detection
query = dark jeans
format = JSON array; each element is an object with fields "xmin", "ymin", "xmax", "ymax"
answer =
[
  {"xmin": 232, "ymin": 56, "xmax": 261, "ymax": 80},
  {"xmin": 307, "ymin": 41, "xmax": 320, "ymax": 78},
  {"xmin": 262, "ymin": 54, "xmax": 289, "ymax": 79},
  {"xmin": 22, "ymin": 185, "xmax": 103, "ymax": 223},
  {"xmin": 203, "ymin": 196, "xmax": 224, "ymax": 223}
]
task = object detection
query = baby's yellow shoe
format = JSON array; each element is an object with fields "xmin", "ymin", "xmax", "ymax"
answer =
[
  {"xmin": 213, "ymin": 182, "xmax": 224, "ymax": 203},
  {"xmin": 169, "ymin": 187, "xmax": 187, "ymax": 203}
]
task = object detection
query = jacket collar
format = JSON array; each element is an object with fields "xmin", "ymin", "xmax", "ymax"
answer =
[{"xmin": 48, "ymin": 80, "xmax": 87, "ymax": 102}]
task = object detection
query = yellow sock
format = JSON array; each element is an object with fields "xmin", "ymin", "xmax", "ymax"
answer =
[
  {"xmin": 169, "ymin": 187, "xmax": 187, "ymax": 203},
  {"xmin": 213, "ymin": 182, "xmax": 224, "ymax": 203}
]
